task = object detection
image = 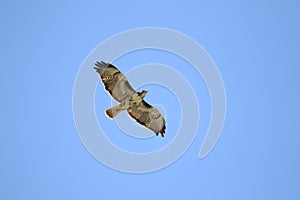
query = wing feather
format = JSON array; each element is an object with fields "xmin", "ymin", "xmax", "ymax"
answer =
[
  {"xmin": 127, "ymin": 100, "xmax": 166, "ymax": 137},
  {"xmin": 94, "ymin": 61, "xmax": 135, "ymax": 102}
]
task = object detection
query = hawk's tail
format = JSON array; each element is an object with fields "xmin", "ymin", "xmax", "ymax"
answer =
[{"xmin": 105, "ymin": 104, "xmax": 126, "ymax": 118}]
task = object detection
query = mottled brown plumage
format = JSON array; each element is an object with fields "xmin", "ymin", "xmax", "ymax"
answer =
[{"xmin": 94, "ymin": 61, "xmax": 166, "ymax": 137}]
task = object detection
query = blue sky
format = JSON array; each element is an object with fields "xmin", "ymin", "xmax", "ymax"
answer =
[{"xmin": 1, "ymin": 1, "xmax": 299, "ymax": 199}]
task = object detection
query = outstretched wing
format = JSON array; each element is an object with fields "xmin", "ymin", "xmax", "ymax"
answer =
[
  {"xmin": 94, "ymin": 61, "xmax": 136, "ymax": 102},
  {"xmin": 127, "ymin": 100, "xmax": 166, "ymax": 137}
]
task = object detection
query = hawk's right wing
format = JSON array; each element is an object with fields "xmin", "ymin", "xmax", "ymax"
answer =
[
  {"xmin": 94, "ymin": 61, "xmax": 136, "ymax": 102},
  {"xmin": 127, "ymin": 100, "xmax": 166, "ymax": 137}
]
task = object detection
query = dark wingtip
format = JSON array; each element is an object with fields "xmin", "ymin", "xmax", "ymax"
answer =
[
  {"xmin": 159, "ymin": 124, "xmax": 166, "ymax": 137},
  {"xmin": 94, "ymin": 61, "xmax": 110, "ymax": 74},
  {"xmin": 95, "ymin": 61, "xmax": 109, "ymax": 66}
]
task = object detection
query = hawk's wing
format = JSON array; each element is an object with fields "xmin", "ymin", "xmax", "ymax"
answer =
[
  {"xmin": 94, "ymin": 61, "xmax": 136, "ymax": 102},
  {"xmin": 127, "ymin": 100, "xmax": 166, "ymax": 137}
]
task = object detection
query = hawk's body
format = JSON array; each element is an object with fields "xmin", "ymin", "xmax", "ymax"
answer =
[{"xmin": 94, "ymin": 61, "xmax": 166, "ymax": 137}]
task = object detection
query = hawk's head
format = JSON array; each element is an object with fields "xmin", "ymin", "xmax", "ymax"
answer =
[{"xmin": 138, "ymin": 90, "xmax": 148, "ymax": 99}]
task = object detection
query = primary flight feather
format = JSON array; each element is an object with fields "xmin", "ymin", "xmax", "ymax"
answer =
[{"xmin": 94, "ymin": 61, "xmax": 166, "ymax": 137}]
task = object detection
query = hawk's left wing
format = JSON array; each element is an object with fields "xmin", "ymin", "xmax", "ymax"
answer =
[
  {"xmin": 94, "ymin": 61, "xmax": 136, "ymax": 102},
  {"xmin": 127, "ymin": 100, "xmax": 166, "ymax": 137}
]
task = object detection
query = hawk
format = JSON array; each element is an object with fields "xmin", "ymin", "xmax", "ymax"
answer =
[{"xmin": 94, "ymin": 61, "xmax": 166, "ymax": 137}]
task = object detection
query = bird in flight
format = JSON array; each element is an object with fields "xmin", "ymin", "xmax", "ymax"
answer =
[{"xmin": 94, "ymin": 61, "xmax": 166, "ymax": 137}]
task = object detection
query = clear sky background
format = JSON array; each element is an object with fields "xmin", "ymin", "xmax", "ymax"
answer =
[{"xmin": 1, "ymin": 1, "xmax": 299, "ymax": 199}]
